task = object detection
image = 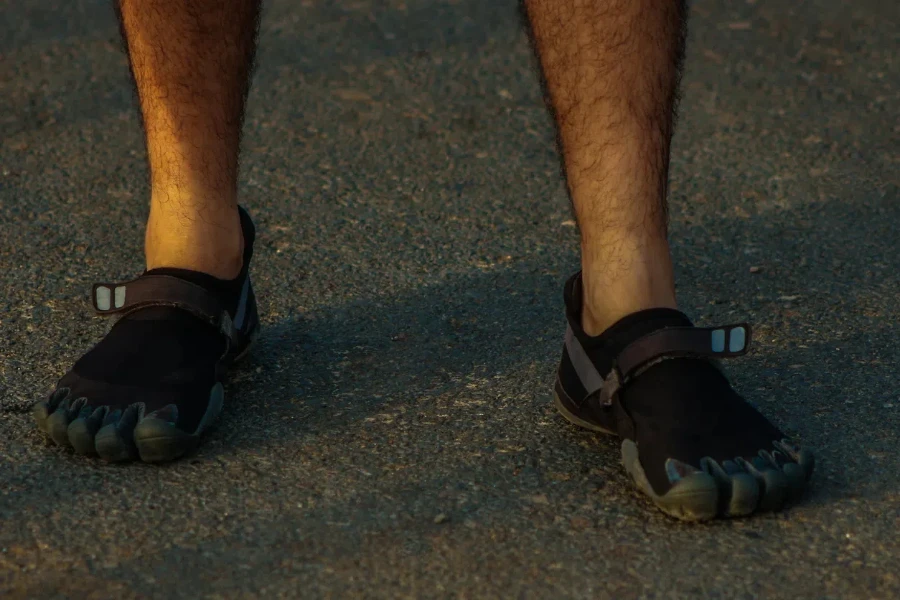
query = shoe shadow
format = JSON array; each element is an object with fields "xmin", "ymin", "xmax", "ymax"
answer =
[
  {"xmin": 212, "ymin": 256, "xmax": 580, "ymax": 455},
  {"xmin": 728, "ymin": 326, "xmax": 900, "ymax": 506},
  {"xmin": 210, "ymin": 195, "xmax": 900, "ymax": 508}
]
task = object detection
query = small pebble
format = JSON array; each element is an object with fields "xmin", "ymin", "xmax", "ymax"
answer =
[
  {"xmin": 749, "ymin": 266, "xmax": 762, "ymax": 273},
  {"xmin": 434, "ymin": 513, "xmax": 449, "ymax": 524}
]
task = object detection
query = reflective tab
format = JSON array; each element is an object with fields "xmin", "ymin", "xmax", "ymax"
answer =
[
  {"xmin": 711, "ymin": 329, "xmax": 725, "ymax": 353},
  {"xmin": 729, "ymin": 326, "xmax": 746, "ymax": 352},
  {"xmin": 114, "ymin": 286, "xmax": 126, "ymax": 309},
  {"xmin": 96, "ymin": 286, "xmax": 111, "ymax": 311}
]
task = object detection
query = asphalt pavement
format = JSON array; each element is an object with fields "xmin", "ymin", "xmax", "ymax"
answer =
[{"xmin": 1, "ymin": 0, "xmax": 898, "ymax": 597}]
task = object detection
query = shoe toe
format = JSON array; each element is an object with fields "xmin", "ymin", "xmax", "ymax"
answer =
[
  {"xmin": 67, "ymin": 406, "xmax": 108, "ymax": 455},
  {"xmin": 47, "ymin": 408, "xmax": 74, "ymax": 447},
  {"xmin": 95, "ymin": 404, "xmax": 142, "ymax": 462}
]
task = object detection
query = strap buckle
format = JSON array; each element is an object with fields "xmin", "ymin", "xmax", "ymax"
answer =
[{"xmin": 597, "ymin": 367, "xmax": 622, "ymax": 407}]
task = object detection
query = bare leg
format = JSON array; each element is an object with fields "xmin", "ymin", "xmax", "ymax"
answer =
[
  {"xmin": 523, "ymin": 0, "xmax": 684, "ymax": 335},
  {"xmin": 117, "ymin": 0, "xmax": 261, "ymax": 278}
]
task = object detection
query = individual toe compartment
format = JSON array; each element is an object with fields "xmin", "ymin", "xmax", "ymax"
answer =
[
  {"xmin": 133, "ymin": 404, "xmax": 197, "ymax": 463},
  {"xmin": 659, "ymin": 458, "xmax": 720, "ymax": 521},
  {"xmin": 68, "ymin": 405, "xmax": 109, "ymax": 455},
  {"xmin": 46, "ymin": 397, "xmax": 88, "ymax": 448},
  {"xmin": 700, "ymin": 457, "xmax": 760, "ymax": 517},
  {"xmin": 737, "ymin": 455, "xmax": 790, "ymax": 512},
  {"xmin": 134, "ymin": 419, "xmax": 196, "ymax": 464},
  {"xmin": 774, "ymin": 439, "xmax": 816, "ymax": 480},
  {"xmin": 32, "ymin": 387, "xmax": 72, "ymax": 435},
  {"xmin": 95, "ymin": 403, "xmax": 143, "ymax": 462},
  {"xmin": 622, "ymin": 443, "xmax": 719, "ymax": 522},
  {"xmin": 771, "ymin": 440, "xmax": 814, "ymax": 500}
]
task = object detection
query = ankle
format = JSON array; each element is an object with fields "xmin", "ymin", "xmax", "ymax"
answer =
[
  {"xmin": 580, "ymin": 247, "xmax": 677, "ymax": 336},
  {"xmin": 145, "ymin": 203, "xmax": 244, "ymax": 280},
  {"xmin": 582, "ymin": 292, "xmax": 677, "ymax": 337}
]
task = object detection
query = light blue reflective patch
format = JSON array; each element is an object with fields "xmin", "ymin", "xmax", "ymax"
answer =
[
  {"xmin": 96, "ymin": 286, "xmax": 111, "ymax": 311},
  {"xmin": 729, "ymin": 326, "xmax": 746, "ymax": 352},
  {"xmin": 711, "ymin": 329, "xmax": 725, "ymax": 352},
  {"xmin": 114, "ymin": 286, "xmax": 126, "ymax": 309}
]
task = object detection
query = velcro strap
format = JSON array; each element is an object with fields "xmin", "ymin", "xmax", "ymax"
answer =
[
  {"xmin": 91, "ymin": 275, "xmax": 235, "ymax": 343},
  {"xmin": 565, "ymin": 323, "xmax": 752, "ymax": 408},
  {"xmin": 595, "ymin": 324, "xmax": 751, "ymax": 406},
  {"xmin": 616, "ymin": 324, "xmax": 751, "ymax": 377}
]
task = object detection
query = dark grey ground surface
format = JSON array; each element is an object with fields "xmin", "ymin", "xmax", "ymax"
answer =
[{"xmin": 1, "ymin": 0, "xmax": 898, "ymax": 597}]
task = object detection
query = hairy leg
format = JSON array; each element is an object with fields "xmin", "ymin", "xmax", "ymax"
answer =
[
  {"xmin": 523, "ymin": 0, "xmax": 686, "ymax": 335},
  {"xmin": 116, "ymin": 0, "xmax": 261, "ymax": 278}
]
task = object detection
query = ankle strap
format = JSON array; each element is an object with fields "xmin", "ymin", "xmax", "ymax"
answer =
[
  {"xmin": 566, "ymin": 323, "xmax": 752, "ymax": 407},
  {"xmin": 91, "ymin": 274, "xmax": 237, "ymax": 344}
]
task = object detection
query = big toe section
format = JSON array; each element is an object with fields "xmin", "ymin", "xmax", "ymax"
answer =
[{"xmin": 94, "ymin": 404, "xmax": 142, "ymax": 462}]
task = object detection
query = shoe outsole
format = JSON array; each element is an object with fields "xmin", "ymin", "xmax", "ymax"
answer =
[
  {"xmin": 552, "ymin": 390, "xmax": 616, "ymax": 435},
  {"xmin": 552, "ymin": 389, "xmax": 813, "ymax": 522}
]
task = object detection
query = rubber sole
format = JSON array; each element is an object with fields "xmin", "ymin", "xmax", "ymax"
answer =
[
  {"xmin": 551, "ymin": 388, "xmax": 615, "ymax": 435},
  {"xmin": 552, "ymin": 388, "xmax": 811, "ymax": 521}
]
